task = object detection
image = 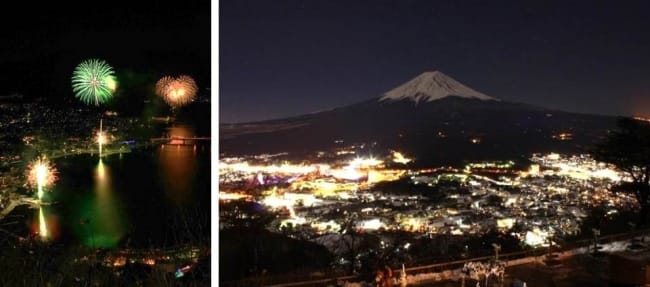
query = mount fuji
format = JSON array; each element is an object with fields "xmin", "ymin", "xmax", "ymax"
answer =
[
  {"xmin": 220, "ymin": 71, "xmax": 616, "ymax": 166},
  {"xmin": 380, "ymin": 71, "xmax": 496, "ymax": 103}
]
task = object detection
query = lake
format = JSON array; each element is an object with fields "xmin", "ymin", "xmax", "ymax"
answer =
[{"xmin": 17, "ymin": 125, "xmax": 211, "ymax": 249}]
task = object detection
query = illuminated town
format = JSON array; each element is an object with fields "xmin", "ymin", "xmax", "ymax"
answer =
[
  {"xmin": 219, "ymin": 143, "xmax": 646, "ymax": 282},
  {"xmin": 221, "ymin": 150, "xmax": 631, "ymax": 237},
  {"xmin": 219, "ymin": 1, "xmax": 650, "ymax": 284}
]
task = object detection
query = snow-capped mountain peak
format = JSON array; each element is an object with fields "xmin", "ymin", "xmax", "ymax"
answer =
[{"xmin": 379, "ymin": 71, "xmax": 497, "ymax": 103}]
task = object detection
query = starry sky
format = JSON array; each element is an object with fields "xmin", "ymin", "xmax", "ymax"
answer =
[
  {"xmin": 220, "ymin": 0, "xmax": 650, "ymax": 123},
  {"xmin": 0, "ymin": 1, "xmax": 210, "ymax": 105}
]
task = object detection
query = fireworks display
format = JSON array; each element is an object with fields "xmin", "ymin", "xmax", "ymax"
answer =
[
  {"xmin": 26, "ymin": 156, "xmax": 58, "ymax": 199},
  {"xmin": 155, "ymin": 75, "xmax": 198, "ymax": 107},
  {"xmin": 71, "ymin": 59, "xmax": 117, "ymax": 106},
  {"xmin": 96, "ymin": 119, "xmax": 110, "ymax": 156}
]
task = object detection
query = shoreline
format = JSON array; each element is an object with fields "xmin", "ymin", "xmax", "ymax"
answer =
[
  {"xmin": 0, "ymin": 196, "xmax": 50, "ymax": 220},
  {"xmin": 0, "ymin": 144, "xmax": 148, "ymax": 222}
]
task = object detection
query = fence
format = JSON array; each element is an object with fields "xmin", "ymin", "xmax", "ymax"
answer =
[{"xmin": 221, "ymin": 228, "xmax": 650, "ymax": 287}]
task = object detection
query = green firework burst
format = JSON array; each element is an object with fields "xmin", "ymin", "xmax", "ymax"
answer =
[{"xmin": 71, "ymin": 59, "xmax": 117, "ymax": 106}]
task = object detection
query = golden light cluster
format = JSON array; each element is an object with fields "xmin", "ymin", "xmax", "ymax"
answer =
[
  {"xmin": 155, "ymin": 75, "xmax": 198, "ymax": 107},
  {"xmin": 392, "ymin": 151, "xmax": 412, "ymax": 164}
]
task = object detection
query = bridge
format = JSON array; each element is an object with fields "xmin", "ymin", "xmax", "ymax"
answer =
[{"xmin": 150, "ymin": 137, "xmax": 211, "ymax": 145}]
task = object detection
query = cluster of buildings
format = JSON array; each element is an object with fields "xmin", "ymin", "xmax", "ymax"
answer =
[
  {"xmin": 220, "ymin": 151, "xmax": 636, "ymax": 250},
  {"xmin": 0, "ymin": 102, "xmax": 154, "ymax": 165},
  {"xmin": 0, "ymin": 101, "xmax": 162, "ymax": 218}
]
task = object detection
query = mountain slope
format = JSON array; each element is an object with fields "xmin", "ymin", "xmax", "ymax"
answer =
[
  {"xmin": 380, "ymin": 71, "xmax": 496, "ymax": 103},
  {"xmin": 220, "ymin": 72, "xmax": 616, "ymax": 166}
]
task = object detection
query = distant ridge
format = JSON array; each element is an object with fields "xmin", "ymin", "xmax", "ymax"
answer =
[
  {"xmin": 380, "ymin": 71, "xmax": 496, "ymax": 103},
  {"xmin": 221, "ymin": 70, "xmax": 616, "ymax": 165}
]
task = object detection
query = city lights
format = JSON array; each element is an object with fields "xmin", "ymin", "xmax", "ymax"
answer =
[
  {"xmin": 392, "ymin": 151, "xmax": 412, "ymax": 164},
  {"xmin": 220, "ymin": 152, "xmax": 637, "ymax": 249}
]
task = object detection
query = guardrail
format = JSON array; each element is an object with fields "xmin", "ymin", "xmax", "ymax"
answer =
[{"xmin": 220, "ymin": 228, "xmax": 650, "ymax": 287}]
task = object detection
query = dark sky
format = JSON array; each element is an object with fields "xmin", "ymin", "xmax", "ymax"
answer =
[
  {"xmin": 0, "ymin": 1, "xmax": 210, "ymax": 102},
  {"xmin": 220, "ymin": 0, "xmax": 650, "ymax": 123}
]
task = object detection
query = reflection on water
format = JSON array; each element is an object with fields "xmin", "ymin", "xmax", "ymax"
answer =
[
  {"xmin": 97, "ymin": 158, "xmax": 106, "ymax": 182},
  {"xmin": 33, "ymin": 206, "xmax": 58, "ymax": 241},
  {"xmin": 76, "ymin": 159, "xmax": 126, "ymax": 248},
  {"xmin": 22, "ymin": 123, "xmax": 210, "ymax": 249},
  {"xmin": 38, "ymin": 207, "xmax": 47, "ymax": 239},
  {"xmin": 159, "ymin": 125, "xmax": 198, "ymax": 204}
]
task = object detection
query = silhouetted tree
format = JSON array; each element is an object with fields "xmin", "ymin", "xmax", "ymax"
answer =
[
  {"xmin": 219, "ymin": 200, "xmax": 275, "ymax": 230},
  {"xmin": 592, "ymin": 117, "xmax": 650, "ymax": 225},
  {"xmin": 339, "ymin": 214, "xmax": 363, "ymax": 274}
]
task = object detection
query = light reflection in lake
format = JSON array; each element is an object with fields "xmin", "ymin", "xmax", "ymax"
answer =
[
  {"xmin": 158, "ymin": 125, "xmax": 198, "ymax": 204},
  {"xmin": 76, "ymin": 159, "xmax": 126, "ymax": 248},
  {"xmin": 38, "ymin": 207, "xmax": 47, "ymax": 239},
  {"xmin": 20, "ymin": 123, "xmax": 210, "ymax": 249}
]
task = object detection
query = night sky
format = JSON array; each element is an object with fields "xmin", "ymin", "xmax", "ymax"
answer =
[
  {"xmin": 220, "ymin": 0, "xmax": 650, "ymax": 123},
  {"xmin": 0, "ymin": 1, "xmax": 210, "ymax": 106}
]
